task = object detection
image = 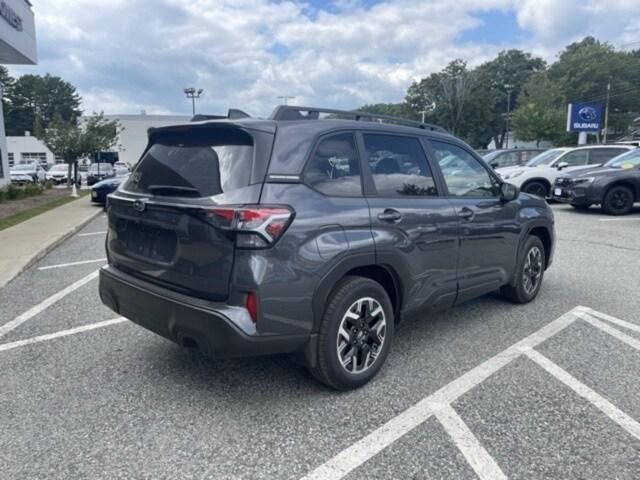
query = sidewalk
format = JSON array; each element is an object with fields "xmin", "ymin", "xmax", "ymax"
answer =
[{"xmin": 0, "ymin": 197, "xmax": 102, "ymax": 288}]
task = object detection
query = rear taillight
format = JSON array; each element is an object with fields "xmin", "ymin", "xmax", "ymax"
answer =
[
  {"xmin": 245, "ymin": 292, "xmax": 258, "ymax": 323},
  {"xmin": 203, "ymin": 205, "xmax": 294, "ymax": 249}
]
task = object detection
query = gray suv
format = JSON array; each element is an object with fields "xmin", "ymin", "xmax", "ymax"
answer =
[{"xmin": 99, "ymin": 106, "xmax": 555, "ymax": 390}]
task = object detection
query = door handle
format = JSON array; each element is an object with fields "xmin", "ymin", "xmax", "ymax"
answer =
[
  {"xmin": 458, "ymin": 207, "xmax": 474, "ymax": 220},
  {"xmin": 377, "ymin": 209, "xmax": 402, "ymax": 222}
]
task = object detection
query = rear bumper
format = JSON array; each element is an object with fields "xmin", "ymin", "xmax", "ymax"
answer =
[{"xmin": 99, "ymin": 265, "xmax": 310, "ymax": 359}]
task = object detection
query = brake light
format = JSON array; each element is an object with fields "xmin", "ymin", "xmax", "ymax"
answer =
[
  {"xmin": 203, "ymin": 205, "xmax": 294, "ymax": 249},
  {"xmin": 245, "ymin": 292, "xmax": 258, "ymax": 323}
]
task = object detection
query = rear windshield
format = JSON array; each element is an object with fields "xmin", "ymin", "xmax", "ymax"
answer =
[{"xmin": 124, "ymin": 128, "xmax": 254, "ymax": 197}]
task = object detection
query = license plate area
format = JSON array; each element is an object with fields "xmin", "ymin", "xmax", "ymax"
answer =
[{"xmin": 115, "ymin": 219, "xmax": 177, "ymax": 263}]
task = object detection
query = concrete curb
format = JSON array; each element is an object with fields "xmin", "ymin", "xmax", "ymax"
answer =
[{"xmin": 0, "ymin": 206, "xmax": 103, "ymax": 289}]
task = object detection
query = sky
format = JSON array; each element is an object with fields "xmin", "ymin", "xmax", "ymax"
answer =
[{"xmin": 10, "ymin": 0, "xmax": 640, "ymax": 117}]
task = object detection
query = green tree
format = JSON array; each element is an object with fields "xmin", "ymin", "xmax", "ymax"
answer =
[
  {"xmin": 357, "ymin": 102, "xmax": 414, "ymax": 119},
  {"xmin": 0, "ymin": 67, "xmax": 14, "ymax": 118},
  {"xmin": 43, "ymin": 113, "xmax": 122, "ymax": 188},
  {"xmin": 511, "ymin": 74, "xmax": 572, "ymax": 146},
  {"xmin": 6, "ymin": 74, "xmax": 82, "ymax": 136}
]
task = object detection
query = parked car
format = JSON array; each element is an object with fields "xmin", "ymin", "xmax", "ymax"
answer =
[
  {"xmin": 496, "ymin": 145, "xmax": 635, "ymax": 198},
  {"xmin": 47, "ymin": 163, "xmax": 72, "ymax": 184},
  {"xmin": 99, "ymin": 106, "xmax": 555, "ymax": 390},
  {"xmin": 552, "ymin": 148, "xmax": 640, "ymax": 215},
  {"xmin": 9, "ymin": 162, "xmax": 47, "ymax": 184},
  {"xmin": 90, "ymin": 174, "xmax": 129, "ymax": 205},
  {"xmin": 87, "ymin": 163, "xmax": 115, "ymax": 186},
  {"xmin": 483, "ymin": 148, "xmax": 546, "ymax": 169}
]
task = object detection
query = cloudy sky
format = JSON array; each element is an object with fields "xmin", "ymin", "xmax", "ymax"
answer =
[{"xmin": 10, "ymin": 0, "xmax": 640, "ymax": 117}]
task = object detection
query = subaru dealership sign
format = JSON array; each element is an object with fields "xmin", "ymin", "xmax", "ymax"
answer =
[{"xmin": 566, "ymin": 103, "xmax": 602, "ymax": 133}]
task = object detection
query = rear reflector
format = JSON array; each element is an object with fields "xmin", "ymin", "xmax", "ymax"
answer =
[{"xmin": 245, "ymin": 292, "xmax": 258, "ymax": 323}]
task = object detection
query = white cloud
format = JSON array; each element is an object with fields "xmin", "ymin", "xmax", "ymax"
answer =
[{"xmin": 9, "ymin": 0, "xmax": 640, "ymax": 117}]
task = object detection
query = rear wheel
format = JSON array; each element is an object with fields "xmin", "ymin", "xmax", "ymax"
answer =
[
  {"xmin": 311, "ymin": 276, "xmax": 394, "ymax": 390},
  {"xmin": 522, "ymin": 181, "xmax": 549, "ymax": 198},
  {"xmin": 501, "ymin": 236, "xmax": 546, "ymax": 304},
  {"xmin": 602, "ymin": 185, "xmax": 634, "ymax": 215}
]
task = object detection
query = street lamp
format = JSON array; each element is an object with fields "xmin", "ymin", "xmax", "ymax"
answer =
[{"xmin": 184, "ymin": 87, "xmax": 204, "ymax": 116}]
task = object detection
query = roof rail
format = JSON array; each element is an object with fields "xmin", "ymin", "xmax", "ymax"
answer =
[
  {"xmin": 269, "ymin": 105, "xmax": 447, "ymax": 133},
  {"xmin": 190, "ymin": 109, "xmax": 251, "ymax": 122}
]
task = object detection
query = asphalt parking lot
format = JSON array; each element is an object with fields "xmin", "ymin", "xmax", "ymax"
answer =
[{"xmin": 1, "ymin": 203, "xmax": 639, "ymax": 480}]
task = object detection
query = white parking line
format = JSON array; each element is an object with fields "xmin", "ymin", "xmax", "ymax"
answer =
[
  {"xmin": 524, "ymin": 349, "xmax": 640, "ymax": 441},
  {"xmin": 577, "ymin": 306, "xmax": 640, "ymax": 334},
  {"xmin": 300, "ymin": 308, "xmax": 580, "ymax": 480},
  {"xmin": 430, "ymin": 402, "xmax": 506, "ymax": 480},
  {"xmin": 78, "ymin": 231, "xmax": 107, "ymax": 237},
  {"xmin": 0, "ymin": 317, "xmax": 126, "ymax": 353},
  {"xmin": 598, "ymin": 218, "xmax": 639, "ymax": 222},
  {"xmin": 38, "ymin": 259, "xmax": 106, "ymax": 271},
  {"xmin": 580, "ymin": 314, "xmax": 640, "ymax": 351},
  {"xmin": 0, "ymin": 270, "xmax": 99, "ymax": 340}
]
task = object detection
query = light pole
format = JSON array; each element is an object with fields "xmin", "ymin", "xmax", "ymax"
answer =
[
  {"xmin": 603, "ymin": 81, "xmax": 611, "ymax": 144},
  {"xmin": 504, "ymin": 84, "xmax": 514, "ymax": 149},
  {"xmin": 277, "ymin": 95, "xmax": 296, "ymax": 105},
  {"xmin": 184, "ymin": 88, "xmax": 204, "ymax": 115}
]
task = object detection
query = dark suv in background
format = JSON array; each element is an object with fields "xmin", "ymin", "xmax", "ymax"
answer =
[{"xmin": 99, "ymin": 106, "xmax": 555, "ymax": 390}]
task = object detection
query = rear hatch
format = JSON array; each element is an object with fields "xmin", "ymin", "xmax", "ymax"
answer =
[{"xmin": 106, "ymin": 123, "xmax": 273, "ymax": 301}]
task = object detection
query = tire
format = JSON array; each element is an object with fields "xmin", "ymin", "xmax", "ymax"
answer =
[
  {"xmin": 602, "ymin": 185, "xmax": 634, "ymax": 216},
  {"xmin": 310, "ymin": 276, "xmax": 394, "ymax": 390},
  {"xmin": 501, "ymin": 236, "xmax": 546, "ymax": 304},
  {"xmin": 570, "ymin": 203, "xmax": 591, "ymax": 211},
  {"xmin": 522, "ymin": 181, "xmax": 549, "ymax": 199}
]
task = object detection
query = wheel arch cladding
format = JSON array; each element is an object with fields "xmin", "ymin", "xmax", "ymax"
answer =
[
  {"xmin": 529, "ymin": 226, "xmax": 552, "ymax": 269},
  {"xmin": 312, "ymin": 262, "xmax": 401, "ymax": 331}
]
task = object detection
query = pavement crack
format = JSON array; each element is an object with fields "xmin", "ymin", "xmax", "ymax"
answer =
[{"xmin": 558, "ymin": 237, "xmax": 640, "ymax": 253}]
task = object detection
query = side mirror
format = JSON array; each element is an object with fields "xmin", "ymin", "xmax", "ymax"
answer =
[
  {"xmin": 500, "ymin": 182, "xmax": 519, "ymax": 202},
  {"xmin": 557, "ymin": 161, "xmax": 569, "ymax": 170}
]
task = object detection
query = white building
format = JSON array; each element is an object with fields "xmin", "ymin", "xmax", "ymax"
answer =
[
  {"xmin": 0, "ymin": 0, "xmax": 37, "ymax": 186},
  {"xmin": 99, "ymin": 113, "xmax": 190, "ymax": 166},
  {"xmin": 7, "ymin": 134, "xmax": 56, "ymax": 167}
]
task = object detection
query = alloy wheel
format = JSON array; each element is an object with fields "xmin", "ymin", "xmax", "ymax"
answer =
[
  {"xmin": 522, "ymin": 246, "xmax": 543, "ymax": 295},
  {"xmin": 336, "ymin": 297, "xmax": 386, "ymax": 374}
]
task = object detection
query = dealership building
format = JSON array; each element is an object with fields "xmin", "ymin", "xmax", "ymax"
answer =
[{"xmin": 0, "ymin": 0, "xmax": 37, "ymax": 186}]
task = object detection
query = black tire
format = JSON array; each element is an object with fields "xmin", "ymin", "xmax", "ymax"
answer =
[
  {"xmin": 522, "ymin": 181, "xmax": 549, "ymax": 198},
  {"xmin": 310, "ymin": 276, "xmax": 394, "ymax": 390},
  {"xmin": 570, "ymin": 203, "xmax": 591, "ymax": 211},
  {"xmin": 602, "ymin": 185, "xmax": 634, "ymax": 216},
  {"xmin": 501, "ymin": 236, "xmax": 546, "ymax": 304}
]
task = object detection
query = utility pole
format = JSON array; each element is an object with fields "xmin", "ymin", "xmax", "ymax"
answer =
[
  {"xmin": 504, "ymin": 85, "xmax": 514, "ymax": 149},
  {"xmin": 184, "ymin": 88, "xmax": 204, "ymax": 115},
  {"xmin": 603, "ymin": 82, "xmax": 611, "ymax": 144},
  {"xmin": 277, "ymin": 95, "xmax": 296, "ymax": 105}
]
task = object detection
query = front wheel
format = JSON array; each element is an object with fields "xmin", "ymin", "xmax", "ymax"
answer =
[
  {"xmin": 501, "ymin": 236, "xmax": 546, "ymax": 304},
  {"xmin": 311, "ymin": 276, "xmax": 394, "ymax": 390},
  {"xmin": 522, "ymin": 181, "xmax": 549, "ymax": 198},
  {"xmin": 602, "ymin": 185, "xmax": 634, "ymax": 215}
]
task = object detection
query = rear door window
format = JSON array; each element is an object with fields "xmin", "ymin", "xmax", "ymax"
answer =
[
  {"xmin": 362, "ymin": 134, "xmax": 437, "ymax": 197},
  {"xmin": 125, "ymin": 128, "xmax": 254, "ymax": 197},
  {"xmin": 304, "ymin": 132, "xmax": 362, "ymax": 196},
  {"xmin": 588, "ymin": 148, "xmax": 628, "ymax": 165}
]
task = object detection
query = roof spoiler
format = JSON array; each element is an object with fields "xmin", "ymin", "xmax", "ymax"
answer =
[
  {"xmin": 190, "ymin": 109, "xmax": 251, "ymax": 122},
  {"xmin": 269, "ymin": 105, "xmax": 447, "ymax": 133}
]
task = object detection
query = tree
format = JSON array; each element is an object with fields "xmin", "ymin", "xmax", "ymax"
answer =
[
  {"xmin": 0, "ymin": 67, "xmax": 14, "ymax": 118},
  {"xmin": 6, "ymin": 74, "xmax": 82, "ymax": 136},
  {"xmin": 511, "ymin": 74, "xmax": 572, "ymax": 146},
  {"xmin": 357, "ymin": 102, "xmax": 414, "ymax": 119},
  {"xmin": 43, "ymin": 113, "xmax": 122, "ymax": 189}
]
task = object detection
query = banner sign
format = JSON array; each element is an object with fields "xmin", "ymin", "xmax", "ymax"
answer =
[{"xmin": 566, "ymin": 103, "xmax": 602, "ymax": 132}]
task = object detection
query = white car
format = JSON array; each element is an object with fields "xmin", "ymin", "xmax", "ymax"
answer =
[
  {"xmin": 496, "ymin": 145, "xmax": 635, "ymax": 198},
  {"xmin": 47, "ymin": 163, "xmax": 71, "ymax": 184},
  {"xmin": 9, "ymin": 162, "xmax": 47, "ymax": 184}
]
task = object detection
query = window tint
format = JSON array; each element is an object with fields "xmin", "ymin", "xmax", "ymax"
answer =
[
  {"xmin": 558, "ymin": 150, "xmax": 588, "ymax": 167},
  {"xmin": 304, "ymin": 132, "xmax": 362, "ymax": 196},
  {"xmin": 431, "ymin": 141, "xmax": 499, "ymax": 197},
  {"xmin": 363, "ymin": 134, "xmax": 437, "ymax": 197},
  {"xmin": 588, "ymin": 148, "xmax": 628, "ymax": 165}
]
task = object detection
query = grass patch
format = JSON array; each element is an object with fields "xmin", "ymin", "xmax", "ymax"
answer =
[{"xmin": 0, "ymin": 191, "xmax": 90, "ymax": 231}]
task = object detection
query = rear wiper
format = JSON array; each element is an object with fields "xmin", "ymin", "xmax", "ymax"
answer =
[{"xmin": 147, "ymin": 185, "xmax": 200, "ymax": 196}]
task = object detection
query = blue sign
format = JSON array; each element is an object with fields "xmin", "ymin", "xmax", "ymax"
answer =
[{"xmin": 566, "ymin": 103, "xmax": 602, "ymax": 132}]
